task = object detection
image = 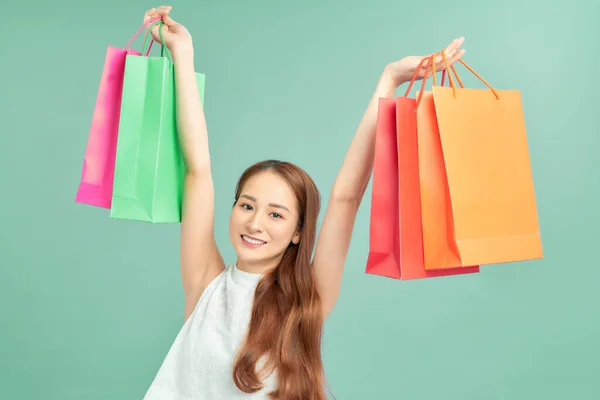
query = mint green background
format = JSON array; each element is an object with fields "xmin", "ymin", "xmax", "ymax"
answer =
[{"xmin": 1, "ymin": 1, "xmax": 598, "ymax": 399}]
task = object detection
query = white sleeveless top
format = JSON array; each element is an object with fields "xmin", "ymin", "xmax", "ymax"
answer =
[{"xmin": 143, "ymin": 264, "xmax": 277, "ymax": 399}]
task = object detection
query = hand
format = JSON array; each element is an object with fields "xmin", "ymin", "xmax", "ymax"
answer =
[
  {"xmin": 383, "ymin": 37, "xmax": 466, "ymax": 88},
  {"xmin": 143, "ymin": 6, "xmax": 193, "ymax": 53}
]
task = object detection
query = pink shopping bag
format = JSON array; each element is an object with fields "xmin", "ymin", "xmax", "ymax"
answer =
[{"xmin": 75, "ymin": 17, "xmax": 159, "ymax": 208}]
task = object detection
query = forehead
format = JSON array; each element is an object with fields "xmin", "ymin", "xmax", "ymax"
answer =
[{"xmin": 241, "ymin": 171, "xmax": 296, "ymax": 206}]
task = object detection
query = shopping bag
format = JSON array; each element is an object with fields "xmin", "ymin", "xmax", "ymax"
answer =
[
  {"xmin": 417, "ymin": 51, "xmax": 543, "ymax": 269},
  {"xmin": 110, "ymin": 22, "xmax": 206, "ymax": 223},
  {"xmin": 366, "ymin": 56, "xmax": 479, "ymax": 280},
  {"xmin": 75, "ymin": 17, "xmax": 160, "ymax": 208},
  {"xmin": 416, "ymin": 59, "xmax": 475, "ymax": 270}
]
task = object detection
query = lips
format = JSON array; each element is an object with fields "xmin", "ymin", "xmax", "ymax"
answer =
[{"xmin": 241, "ymin": 234, "xmax": 267, "ymax": 247}]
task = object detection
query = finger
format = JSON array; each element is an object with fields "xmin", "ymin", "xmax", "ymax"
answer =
[
  {"xmin": 447, "ymin": 48, "xmax": 466, "ymax": 65},
  {"xmin": 433, "ymin": 39, "xmax": 455, "ymax": 64},
  {"xmin": 446, "ymin": 37, "xmax": 464, "ymax": 57},
  {"xmin": 437, "ymin": 46, "xmax": 465, "ymax": 71},
  {"xmin": 437, "ymin": 49, "xmax": 465, "ymax": 72},
  {"xmin": 161, "ymin": 14, "xmax": 177, "ymax": 27},
  {"xmin": 157, "ymin": 5, "xmax": 172, "ymax": 16},
  {"xmin": 438, "ymin": 37, "xmax": 463, "ymax": 63},
  {"xmin": 154, "ymin": 5, "xmax": 178, "ymax": 27},
  {"xmin": 144, "ymin": 7, "xmax": 157, "ymax": 22}
]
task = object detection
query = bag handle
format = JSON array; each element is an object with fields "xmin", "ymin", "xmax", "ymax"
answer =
[
  {"xmin": 403, "ymin": 50, "xmax": 469, "ymax": 110},
  {"xmin": 403, "ymin": 52, "xmax": 461, "ymax": 110},
  {"xmin": 440, "ymin": 68, "xmax": 462, "ymax": 87},
  {"xmin": 124, "ymin": 17, "xmax": 161, "ymax": 50},
  {"xmin": 403, "ymin": 53, "xmax": 436, "ymax": 110},
  {"xmin": 140, "ymin": 26, "xmax": 155, "ymax": 56},
  {"xmin": 141, "ymin": 20, "xmax": 173, "ymax": 63},
  {"xmin": 431, "ymin": 52, "xmax": 464, "ymax": 89},
  {"xmin": 440, "ymin": 49, "xmax": 500, "ymax": 101},
  {"xmin": 140, "ymin": 22, "xmax": 158, "ymax": 56}
]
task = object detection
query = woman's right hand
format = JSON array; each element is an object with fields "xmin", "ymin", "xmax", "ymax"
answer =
[{"xmin": 144, "ymin": 6, "xmax": 193, "ymax": 54}]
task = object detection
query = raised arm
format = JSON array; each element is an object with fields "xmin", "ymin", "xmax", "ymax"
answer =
[
  {"xmin": 312, "ymin": 38, "xmax": 466, "ymax": 317},
  {"xmin": 147, "ymin": 6, "xmax": 225, "ymax": 320}
]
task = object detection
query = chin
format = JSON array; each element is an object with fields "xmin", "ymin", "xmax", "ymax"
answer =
[{"xmin": 233, "ymin": 234, "xmax": 265, "ymax": 257}]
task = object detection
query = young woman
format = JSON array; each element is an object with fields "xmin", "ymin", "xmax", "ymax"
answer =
[{"xmin": 141, "ymin": 6, "xmax": 465, "ymax": 400}]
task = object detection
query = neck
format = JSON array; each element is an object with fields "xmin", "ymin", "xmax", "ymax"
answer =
[{"xmin": 236, "ymin": 254, "xmax": 283, "ymax": 274}]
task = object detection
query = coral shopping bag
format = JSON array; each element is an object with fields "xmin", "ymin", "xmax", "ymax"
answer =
[
  {"xmin": 417, "ymin": 51, "xmax": 543, "ymax": 270},
  {"xmin": 366, "ymin": 55, "xmax": 479, "ymax": 279},
  {"xmin": 75, "ymin": 17, "xmax": 160, "ymax": 208},
  {"xmin": 110, "ymin": 21, "xmax": 206, "ymax": 223}
]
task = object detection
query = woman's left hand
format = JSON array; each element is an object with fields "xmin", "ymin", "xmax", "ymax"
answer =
[{"xmin": 383, "ymin": 37, "xmax": 466, "ymax": 88}]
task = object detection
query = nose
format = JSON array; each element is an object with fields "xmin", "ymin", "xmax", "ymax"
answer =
[{"xmin": 246, "ymin": 210, "xmax": 265, "ymax": 233}]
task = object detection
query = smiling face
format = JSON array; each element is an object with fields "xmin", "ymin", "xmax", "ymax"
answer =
[{"xmin": 229, "ymin": 170, "xmax": 301, "ymax": 272}]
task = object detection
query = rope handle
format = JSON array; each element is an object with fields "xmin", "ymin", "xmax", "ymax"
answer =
[
  {"xmin": 414, "ymin": 55, "xmax": 434, "ymax": 109},
  {"xmin": 403, "ymin": 51, "xmax": 463, "ymax": 110},
  {"xmin": 140, "ymin": 20, "xmax": 172, "ymax": 63},
  {"xmin": 402, "ymin": 53, "xmax": 436, "ymax": 110},
  {"xmin": 440, "ymin": 49, "xmax": 500, "ymax": 101},
  {"xmin": 124, "ymin": 17, "xmax": 161, "ymax": 50},
  {"xmin": 140, "ymin": 26, "xmax": 155, "ymax": 56},
  {"xmin": 433, "ymin": 51, "xmax": 464, "ymax": 89},
  {"xmin": 440, "ymin": 67, "xmax": 463, "ymax": 87},
  {"xmin": 403, "ymin": 47, "xmax": 498, "ymax": 110}
]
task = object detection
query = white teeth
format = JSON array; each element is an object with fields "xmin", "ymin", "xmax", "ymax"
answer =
[{"xmin": 242, "ymin": 235, "xmax": 266, "ymax": 245}]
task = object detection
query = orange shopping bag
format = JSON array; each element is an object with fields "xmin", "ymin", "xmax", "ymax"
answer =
[
  {"xmin": 366, "ymin": 56, "xmax": 479, "ymax": 280},
  {"xmin": 417, "ymin": 51, "xmax": 543, "ymax": 270}
]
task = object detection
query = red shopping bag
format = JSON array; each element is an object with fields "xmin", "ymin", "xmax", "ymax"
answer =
[{"xmin": 366, "ymin": 56, "xmax": 479, "ymax": 280}]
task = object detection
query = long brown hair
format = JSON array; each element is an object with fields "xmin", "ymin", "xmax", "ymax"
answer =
[{"xmin": 231, "ymin": 159, "xmax": 326, "ymax": 400}]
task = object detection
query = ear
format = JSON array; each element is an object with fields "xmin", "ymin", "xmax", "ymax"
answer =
[{"xmin": 291, "ymin": 230, "xmax": 301, "ymax": 245}]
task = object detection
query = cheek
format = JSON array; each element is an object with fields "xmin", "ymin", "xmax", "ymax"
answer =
[
  {"xmin": 269, "ymin": 220, "xmax": 296, "ymax": 241},
  {"xmin": 229, "ymin": 208, "xmax": 244, "ymax": 230}
]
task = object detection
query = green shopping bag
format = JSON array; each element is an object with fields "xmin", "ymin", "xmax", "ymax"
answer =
[{"xmin": 110, "ymin": 22, "xmax": 205, "ymax": 223}]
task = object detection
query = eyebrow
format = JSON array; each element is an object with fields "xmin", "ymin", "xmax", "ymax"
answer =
[{"xmin": 240, "ymin": 194, "xmax": 290, "ymax": 213}]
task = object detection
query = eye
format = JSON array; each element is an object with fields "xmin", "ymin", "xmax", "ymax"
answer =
[
  {"xmin": 270, "ymin": 212, "xmax": 282, "ymax": 219},
  {"xmin": 240, "ymin": 203, "xmax": 253, "ymax": 211}
]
